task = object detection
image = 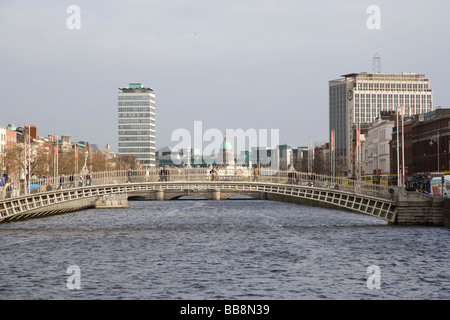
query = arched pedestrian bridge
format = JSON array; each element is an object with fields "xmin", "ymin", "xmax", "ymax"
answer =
[{"xmin": 0, "ymin": 168, "xmax": 400, "ymax": 224}]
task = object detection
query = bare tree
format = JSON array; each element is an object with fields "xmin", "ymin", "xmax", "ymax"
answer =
[
  {"xmin": 2, "ymin": 144, "xmax": 25, "ymax": 181},
  {"xmin": 118, "ymin": 154, "xmax": 139, "ymax": 170}
]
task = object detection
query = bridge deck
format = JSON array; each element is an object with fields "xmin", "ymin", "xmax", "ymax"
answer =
[{"xmin": 0, "ymin": 179, "xmax": 397, "ymax": 224}]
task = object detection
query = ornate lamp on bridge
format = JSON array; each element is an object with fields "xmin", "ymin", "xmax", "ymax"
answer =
[{"xmin": 81, "ymin": 151, "xmax": 89, "ymax": 175}]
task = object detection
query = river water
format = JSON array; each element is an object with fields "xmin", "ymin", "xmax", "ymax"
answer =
[{"xmin": 0, "ymin": 198, "xmax": 448, "ymax": 300}]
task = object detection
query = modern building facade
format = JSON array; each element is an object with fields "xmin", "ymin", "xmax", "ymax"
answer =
[
  {"xmin": 329, "ymin": 72, "xmax": 433, "ymax": 176},
  {"xmin": 313, "ymin": 142, "xmax": 330, "ymax": 175},
  {"xmin": 365, "ymin": 117, "xmax": 395, "ymax": 175},
  {"xmin": 118, "ymin": 83, "xmax": 156, "ymax": 167},
  {"xmin": 278, "ymin": 144, "xmax": 293, "ymax": 170},
  {"xmin": 250, "ymin": 146, "xmax": 272, "ymax": 168},
  {"xmin": 293, "ymin": 147, "xmax": 310, "ymax": 171}
]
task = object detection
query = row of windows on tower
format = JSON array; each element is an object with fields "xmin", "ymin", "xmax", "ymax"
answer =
[{"xmin": 356, "ymin": 82, "xmax": 429, "ymax": 90}]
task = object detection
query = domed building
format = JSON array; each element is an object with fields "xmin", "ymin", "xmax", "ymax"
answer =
[{"xmin": 217, "ymin": 135, "xmax": 235, "ymax": 167}]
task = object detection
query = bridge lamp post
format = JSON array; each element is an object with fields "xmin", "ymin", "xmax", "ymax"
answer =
[
  {"xmin": 81, "ymin": 151, "xmax": 89, "ymax": 175},
  {"xmin": 396, "ymin": 105, "xmax": 406, "ymax": 187}
]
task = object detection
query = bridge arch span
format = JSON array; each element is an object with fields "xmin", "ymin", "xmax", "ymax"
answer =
[{"xmin": 0, "ymin": 181, "xmax": 397, "ymax": 223}]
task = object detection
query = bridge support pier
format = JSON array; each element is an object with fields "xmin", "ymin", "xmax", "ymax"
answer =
[
  {"xmin": 95, "ymin": 193, "xmax": 129, "ymax": 209},
  {"xmin": 211, "ymin": 189, "xmax": 220, "ymax": 201},
  {"xmin": 156, "ymin": 189, "xmax": 164, "ymax": 201}
]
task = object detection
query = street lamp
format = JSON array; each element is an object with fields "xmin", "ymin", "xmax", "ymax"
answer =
[
  {"xmin": 396, "ymin": 105, "xmax": 405, "ymax": 187},
  {"xmin": 430, "ymin": 135, "xmax": 439, "ymax": 172},
  {"xmin": 81, "ymin": 151, "xmax": 89, "ymax": 174}
]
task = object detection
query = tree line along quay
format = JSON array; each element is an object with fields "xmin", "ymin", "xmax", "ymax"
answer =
[{"xmin": 0, "ymin": 125, "xmax": 139, "ymax": 194}]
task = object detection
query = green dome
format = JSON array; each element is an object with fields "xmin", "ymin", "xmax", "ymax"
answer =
[
  {"xmin": 6, "ymin": 124, "xmax": 16, "ymax": 131},
  {"xmin": 221, "ymin": 139, "xmax": 232, "ymax": 149}
]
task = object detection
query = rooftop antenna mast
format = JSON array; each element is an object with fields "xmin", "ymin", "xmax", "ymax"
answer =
[{"xmin": 373, "ymin": 52, "xmax": 381, "ymax": 73}]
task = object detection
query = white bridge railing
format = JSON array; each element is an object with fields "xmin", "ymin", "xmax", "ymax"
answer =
[
  {"xmin": 0, "ymin": 168, "xmax": 400, "ymax": 223},
  {"xmin": 1, "ymin": 167, "xmax": 395, "ymax": 201}
]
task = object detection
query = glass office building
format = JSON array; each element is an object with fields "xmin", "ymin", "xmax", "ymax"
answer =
[
  {"xmin": 118, "ymin": 83, "xmax": 156, "ymax": 167},
  {"xmin": 329, "ymin": 73, "xmax": 433, "ymax": 176}
]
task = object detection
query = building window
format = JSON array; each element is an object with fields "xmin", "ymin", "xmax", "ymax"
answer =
[{"xmin": 118, "ymin": 95, "xmax": 151, "ymax": 101}]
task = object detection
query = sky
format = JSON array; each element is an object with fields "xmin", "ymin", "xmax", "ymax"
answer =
[{"xmin": 0, "ymin": 0, "xmax": 449, "ymax": 153}]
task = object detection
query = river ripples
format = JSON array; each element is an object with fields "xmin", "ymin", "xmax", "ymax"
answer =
[{"xmin": 0, "ymin": 199, "xmax": 448, "ymax": 300}]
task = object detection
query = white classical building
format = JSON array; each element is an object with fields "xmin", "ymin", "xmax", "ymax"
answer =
[{"xmin": 365, "ymin": 118, "xmax": 395, "ymax": 175}]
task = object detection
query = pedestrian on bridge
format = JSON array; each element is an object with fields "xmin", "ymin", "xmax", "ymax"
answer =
[
  {"xmin": 210, "ymin": 167, "xmax": 216, "ymax": 181},
  {"xmin": 253, "ymin": 166, "xmax": 258, "ymax": 182},
  {"xmin": 160, "ymin": 166, "xmax": 170, "ymax": 181},
  {"xmin": 158, "ymin": 167, "xmax": 164, "ymax": 181},
  {"xmin": 78, "ymin": 174, "xmax": 84, "ymax": 187},
  {"xmin": 127, "ymin": 169, "xmax": 132, "ymax": 183},
  {"xmin": 57, "ymin": 174, "xmax": 65, "ymax": 190},
  {"xmin": 165, "ymin": 166, "xmax": 171, "ymax": 181},
  {"xmin": 287, "ymin": 170, "xmax": 298, "ymax": 185},
  {"xmin": 0, "ymin": 173, "xmax": 7, "ymax": 187},
  {"xmin": 215, "ymin": 167, "xmax": 220, "ymax": 181},
  {"xmin": 158, "ymin": 166, "xmax": 170, "ymax": 181},
  {"xmin": 59, "ymin": 175, "xmax": 65, "ymax": 189},
  {"xmin": 68, "ymin": 175, "xmax": 75, "ymax": 188},
  {"xmin": 86, "ymin": 172, "xmax": 92, "ymax": 186}
]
